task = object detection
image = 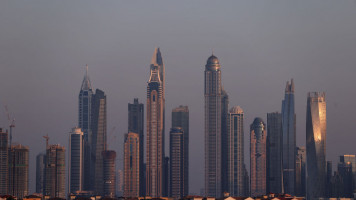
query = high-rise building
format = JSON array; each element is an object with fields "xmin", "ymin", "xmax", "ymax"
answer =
[
  {"xmin": 250, "ymin": 118, "xmax": 267, "ymax": 197},
  {"xmin": 281, "ymin": 79, "xmax": 296, "ymax": 195},
  {"xmin": 204, "ymin": 54, "xmax": 222, "ymax": 197},
  {"xmin": 117, "ymin": 169, "xmax": 124, "ymax": 197},
  {"xmin": 172, "ymin": 105, "xmax": 189, "ymax": 197},
  {"xmin": 227, "ymin": 106, "xmax": 245, "ymax": 197},
  {"xmin": 266, "ymin": 112, "xmax": 283, "ymax": 194},
  {"xmin": 146, "ymin": 48, "xmax": 165, "ymax": 197},
  {"xmin": 128, "ymin": 98, "xmax": 145, "ymax": 196},
  {"xmin": 92, "ymin": 89, "xmax": 107, "ymax": 194},
  {"xmin": 36, "ymin": 152, "xmax": 45, "ymax": 194},
  {"xmin": 69, "ymin": 127, "xmax": 84, "ymax": 193},
  {"xmin": 340, "ymin": 155, "xmax": 356, "ymax": 192},
  {"xmin": 338, "ymin": 155, "xmax": 355, "ymax": 197},
  {"xmin": 103, "ymin": 150, "xmax": 116, "ymax": 198},
  {"xmin": 78, "ymin": 65, "xmax": 94, "ymax": 191},
  {"xmin": 295, "ymin": 147, "xmax": 306, "ymax": 197},
  {"xmin": 44, "ymin": 144, "xmax": 65, "ymax": 199},
  {"xmin": 8, "ymin": 144, "xmax": 29, "ymax": 199},
  {"xmin": 0, "ymin": 128, "xmax": 8, "ymax": 195},
  {"xmin": 124, "ymin": 132, "xmax": 140, "ymax": 197},
  {"xmin": 326, "ymin": 161, "xmax": 333, "ymax": 198},
  {"xmin": 306, "ymin": 92, "xmax": 326, "ymax": 200},
  {"xmin": 221, "ymin": 90, "xmax": 229, "ymax": 194},
  {"xmin": 169, "ymin": 127, "xmax": 184, "ymax": 199}
]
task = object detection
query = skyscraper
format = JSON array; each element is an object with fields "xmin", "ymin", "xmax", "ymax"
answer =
[
  {"xmin": 124, "ymin": 132, "xmax": 140, "ymax": 197},
  {"xmin": 221, "ymin": 90, "xmax": 229, "ymax": 194},
  {"xmin": 78, "ymin": 65, "xmax": 93, "ymax": 191},
  {"xmin": 169, "ymin": 127, "xmax": 184, "ymax": 199},
  {"xmin": 204, "ymin": 54, "xmax": 222, "ymax": 197},
  {"xmin": 172, "ymin": 105, "xmax": 189, "ymax": 197},
  {"xmin": 306, "ymin": 92, "xmax": 326, "ymax": 200},
  {"xmin": 36, "ymin": 152, "xmax": 45, "ymax": 194},
  {"xmin": 250, "ymin": 118, "xmax": 267, "ymax": 197},
  {"xmin": 128, "ymin": 98, "xmax": 144, "ymax": 196},
  {"xmin": 8, "ymin": 144, "xmax": 29, "ymax": 199},
  {"xmin": 92, "ymin": 89, "xmax": 107, "ymax": 194},
  {"xmin": 295, "ymin": 146, "xmax": 306, "ymax": 197},
  {"xmin": 338, "ymin": 155, "xmax": 355, "ymax": 197},
  {"xmin": 266, "ymin": 112, "xmax": 283, "ymax": 194},
  {"xmin": 69, "ymin": 127, "xmax": 84, "ymax": 193},
  {"xmin": 44, "ymin": 144, "xmax": 65, "ymax": 199},
  {"xmin": 340, "ymin": 155, "xmax": 356, "ymax": 192},
  {"xmin": 281, "ymin": 79, "xmax": 296, "ymax": 195},
  {"xmin": 146, "ymin": 48, "xmax": 165, "ymax": 197},
  {"xmin": 0, "ymin": 128, "xmax": 8, "ymax": 195},
  {"xmin": 103, "ymin": 150, "xmax": 116, "ymax": 198},
  {"xmin": 227, "ymin": 106, "xmax": 246, "ymax": 197}
]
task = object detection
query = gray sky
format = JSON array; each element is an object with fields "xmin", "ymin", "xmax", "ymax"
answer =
[{"xmin": 1, "ymin": 0, "xmax": 356, "ymax": 194}]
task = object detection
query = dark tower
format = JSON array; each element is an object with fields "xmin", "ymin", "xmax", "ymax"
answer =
[{"xmin": 128, "ymin": 98, "xmax": 145, "ymax": 196}]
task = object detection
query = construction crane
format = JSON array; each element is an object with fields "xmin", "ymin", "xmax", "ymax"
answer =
[
  {"xmin": 4, "ymin": 105, "xmax": 15, "ymax": 148},
  {"xmin": 43, "ymin": 134, "xmax": 49, "ymax": 149}
]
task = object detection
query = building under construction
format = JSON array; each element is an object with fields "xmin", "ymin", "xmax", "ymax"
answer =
[{"xmin": 8, "ymin": 144, "xmax": 29, "ymax": 199}]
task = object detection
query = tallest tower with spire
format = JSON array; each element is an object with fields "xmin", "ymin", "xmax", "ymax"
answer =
[
  {"xmin": 78, "ymin": 65, "xmax": 94, "ymax": 191},
  {"xmin": 146, "ymin": 48, "xmax": 165, "ymax": 197}
]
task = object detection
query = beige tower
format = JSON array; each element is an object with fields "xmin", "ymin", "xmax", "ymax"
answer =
[
  {"xmin": 124, "ymin": 132, "xmax": 140, "ymax": 197},
  {"xmin": 146, "ymin": 48, "xmax": 165, "ymax": 197}
]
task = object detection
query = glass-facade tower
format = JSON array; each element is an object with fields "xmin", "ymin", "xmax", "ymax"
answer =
[
  {"xmin": 266, "ymin": 112, "xmax": 283, "ymax": 194},
  {"xmin": 78, "ymin": 65, "xmax": 93, "ymax": 191},
  {"xmin": 306, "ymin": 92, "xmax": 326, "ymax": 200},
  {"xmin": 172, "ymin": 105, "xmax": 189, "ymax": 197},
  {"xmin": 281, "ymin": 79, "xmax": 296, "ymax": 195}
]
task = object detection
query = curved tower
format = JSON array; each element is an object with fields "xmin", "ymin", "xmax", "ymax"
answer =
[
  {"xmin": 306, "ymin": 92, "xmax": 326, "ymax": 199},
  {"xmin": 146, "ymin": 48, "xmax": 165, "ymax": 197},
  {"xmin": 204, "ymin": 54, "xmax": 222, "ymax": 197},
  {"xmin": 250, "ymin": 118, "xmax": 267, "ymax": 197}
]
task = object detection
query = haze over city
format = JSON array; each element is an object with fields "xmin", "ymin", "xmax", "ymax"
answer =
[{"xmin": 0, "ymin": 0, "xmax": 356, "ymax": 195}]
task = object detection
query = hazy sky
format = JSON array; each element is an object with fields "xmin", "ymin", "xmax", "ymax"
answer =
[{"xmin": 1, "ymin": 0, "xmax": 356, "ymax": 194}]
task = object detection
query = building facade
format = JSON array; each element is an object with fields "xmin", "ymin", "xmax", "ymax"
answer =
[
  {"xmin": 8, "ymin": 144, "xmax": 29, "ymax": 199},
  {"xmin": 295, "ymin": 146, "xmax": 306, "ymax": 197},
  {"xmin": 340, "ymin": 155, "xmax": 356, "ymax": 192},
  {"xmin": 0, "ymin": 129, "xmax": 8, "ymax": 195},
  {"xmin": 204, "ymin": 54, "xmax": 222, "ymax": 197},
  {"xmin": 78, "ymin": 65, "xmax": 94, "ymax": 191},
  {"xmin": 103, "ymin": 150, "xmax": 116, "ymax": 198},
  {"xmin": 306, "ymin": 92, "xmax": 326, "ymax": 200},
  {"xmin": 146, "ymin": 48, "xmax": 165, "ymax": 197},
  {"xmin": 281, "ymin": 79, "xmax": 296, "ymax": 195},
  {"xmin": 44, "ymin": 144, "xmax": 65, "ymax": 199},
  {"xmin": 128, "ymin": 98, "xmax": 144, "ymax": 196},
  {"xmin": 69, "ymin": 127, "xmax": 84, "ymax": 193},
  {"xmin": 250, "ymin": 118, "xmax": 267, "ymax": 197},
  {"xmin": 266, "ymin": 112, "xmax": 283, "ymax": 194},
  {"xmin": 124, "ymin": 132, "xmax": 140, "ymax": 197},
  {"xmin": 36, "ymin": 152, "xmax": 45, "ymax": 194},
  {"xmin": 92, "ymin": 89, "xmax": 107, "ymax": 194},
  {"xmin": 227, "ymin": 106, "xmax": 246, "ymax": 197},
  {"xmin": 172, "ymin": 105, "xmax": 189, "ymax": 197},
  {"xmin": 170, "ymin": 127, "xmax": 184, "ymax": 199},
  {"xmin": 221, "ymin": 90, "xmax": 229, "ymax": 194}
]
